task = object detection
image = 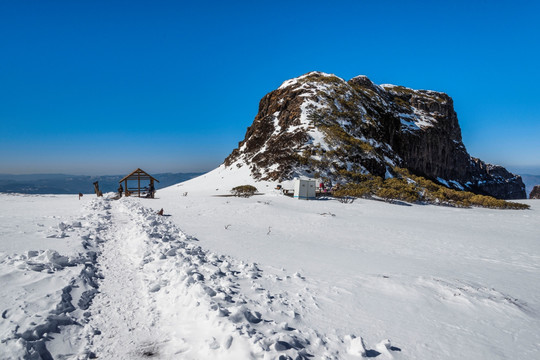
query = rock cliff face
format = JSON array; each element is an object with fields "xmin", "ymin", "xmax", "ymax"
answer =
[
  {"xmin": 224, "ymin": 72, "xmax": 526, "ymax": 199},
  {"xmin": 530, "ymin": 185, "xmax": 540, "ymax": 199}
]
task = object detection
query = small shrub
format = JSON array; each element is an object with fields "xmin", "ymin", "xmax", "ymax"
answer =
[
  {"xmin": 393, "ymin": 96, "xmax": 409, "ymax": 108},
  {"xmin": 300, "ymin": 73, "xmax": 344, "ymax": 86},
  {"xmin": 377, "ymin": 178, "xmax": 420, "ymax": 203},
  {"xmin": 468, "ymin": 194, "xmax": 529, "ymax": 209},
  {"xmin": 231, "ymin": 185, "xmax": 258, "ymax": 197},
  {"xmin": 333, "ymin": 183, "xmax": 372, "ymax": 198},
  {"xmin": 337, "ymin": 196, "xmax": 355, "ymax": 204},
  {"xmin": 504, "ymin": 202, "xmax": 530, "ymax": 210}
]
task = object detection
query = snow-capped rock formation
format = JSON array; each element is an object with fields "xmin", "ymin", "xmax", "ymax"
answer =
[
  {"xmin": 224, "ymin": 72, "xmax": 526, "ymax": 199},
  {"xmin": 530, "ymin": 185, "xmax": 540, "ymax": 199}
]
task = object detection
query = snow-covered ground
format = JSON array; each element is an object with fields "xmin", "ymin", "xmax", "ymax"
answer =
[{"xmin": 1, "ymin": 169, "xmax": 539, "ymax": 359}]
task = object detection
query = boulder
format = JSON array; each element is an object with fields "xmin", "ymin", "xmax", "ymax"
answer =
[{"xmin": 530, "ymin": 185, "xmax": 540, "ymax": 199}]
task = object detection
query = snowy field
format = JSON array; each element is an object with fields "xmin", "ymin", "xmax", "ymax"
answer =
[{"xmin": 1, "ymin": 168, "xmax": 539, "ymax": 359}]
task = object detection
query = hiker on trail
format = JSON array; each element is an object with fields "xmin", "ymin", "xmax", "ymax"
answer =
[
  {"xmin": 148, "ymin": 182, "xmax": 155, "ymax": 199},
  {"xmin": 118, "ymin": 184, "xmax": 123, "ymax": 198},
  {"xmin": 326, "ymin": 180, "xmax": 333, "ymax": 193}
]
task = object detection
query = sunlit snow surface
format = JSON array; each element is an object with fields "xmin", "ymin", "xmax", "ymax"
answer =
[{"xmin": 1, "ymin": 173, "xmax": 539, "ymax": 359}]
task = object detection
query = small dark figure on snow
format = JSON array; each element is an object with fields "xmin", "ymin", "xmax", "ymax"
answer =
[
  {"xmin": 148, "ymin": 182, "xmax": 155, "ymax": 198},
  {"xmin": 118, "ymin": 184, "xmax": 123, "ymax": 198}
]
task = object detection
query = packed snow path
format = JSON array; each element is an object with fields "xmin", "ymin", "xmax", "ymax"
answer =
[
  {"xmin": 84, "ymin": 203, "xmax": 165, "ymax": 358},
  {"xmin": 81, "ymin": 198, "xmax": 395, "ymax": 359}
]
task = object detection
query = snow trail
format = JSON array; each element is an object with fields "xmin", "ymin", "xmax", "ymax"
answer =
[
  {"xmin": 81, "ymin": 197, "xmax": 394, "ymax": 359},
  {"xmin": 86, "ymin": 203, "xmax": 164, "ymax": 359}
]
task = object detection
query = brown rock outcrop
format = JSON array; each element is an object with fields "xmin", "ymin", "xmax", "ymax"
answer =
[
  {"xmin": 530, "ymin": 185, "xmax": 540, "ymax": 199},
  {"xmin": 224, "ymin": 72, "xmax": 526, "ymax": 199}
]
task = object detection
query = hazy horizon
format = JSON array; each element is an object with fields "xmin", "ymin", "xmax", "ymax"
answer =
[{"xmin": 0, "ymin": 169, "xmax": 210, "ymax": 177}]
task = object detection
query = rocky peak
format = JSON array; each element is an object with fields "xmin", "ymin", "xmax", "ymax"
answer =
[
  {"xmin": 224, "ymin": 72, "xmax": 526, "ymax": 199},
  {"xmin": 528, "ymin": 185, "xmax": 540, "ymax": 199}
]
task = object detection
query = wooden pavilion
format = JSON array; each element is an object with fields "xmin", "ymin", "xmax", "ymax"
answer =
[{"xmin": 119, "ymin": 168, "xmax": 159, "ymax": 198}]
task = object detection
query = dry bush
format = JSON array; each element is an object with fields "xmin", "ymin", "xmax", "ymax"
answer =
[{"xmin": 231, "ymin": 185, "xmax": 258, "ymax": 197}]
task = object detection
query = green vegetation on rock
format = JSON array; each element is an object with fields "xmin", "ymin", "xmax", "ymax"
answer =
[{"xmin": 333, "ymin": 167, "xmax": 530, "ymax": 210}]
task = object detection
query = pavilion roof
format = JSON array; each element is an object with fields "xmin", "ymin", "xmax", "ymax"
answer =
[{"xmin": 119, "ymin": 168, "xmax": 159, "ymax": 183}]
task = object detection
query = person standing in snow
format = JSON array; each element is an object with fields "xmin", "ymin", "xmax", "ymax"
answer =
[
  {"xmin": 148, "ymin": 182, "xmax": 155, "ymax": 198},
  {"xmin": 118, "ymin": 184, "xmax": 123, "ymax": 198}
]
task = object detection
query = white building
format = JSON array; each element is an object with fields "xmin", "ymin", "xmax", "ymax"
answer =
[{"xmin": 293, "ymin": 178, "xmax": 316, "ymax": 199}]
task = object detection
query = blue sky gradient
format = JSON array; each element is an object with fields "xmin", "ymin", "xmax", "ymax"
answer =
[{"xmin": 1, "ymin": 1, "xmax": 539, "ymax": 175}]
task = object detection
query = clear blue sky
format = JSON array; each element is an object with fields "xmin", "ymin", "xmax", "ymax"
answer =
[{"xmin": 1, "ymin": 0, "xmax": 539, "ymax": 175}]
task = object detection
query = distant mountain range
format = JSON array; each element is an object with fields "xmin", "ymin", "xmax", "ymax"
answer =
[{"xmin": 0, "ymin": 172, "xmax": 204, "ymax": 195}]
